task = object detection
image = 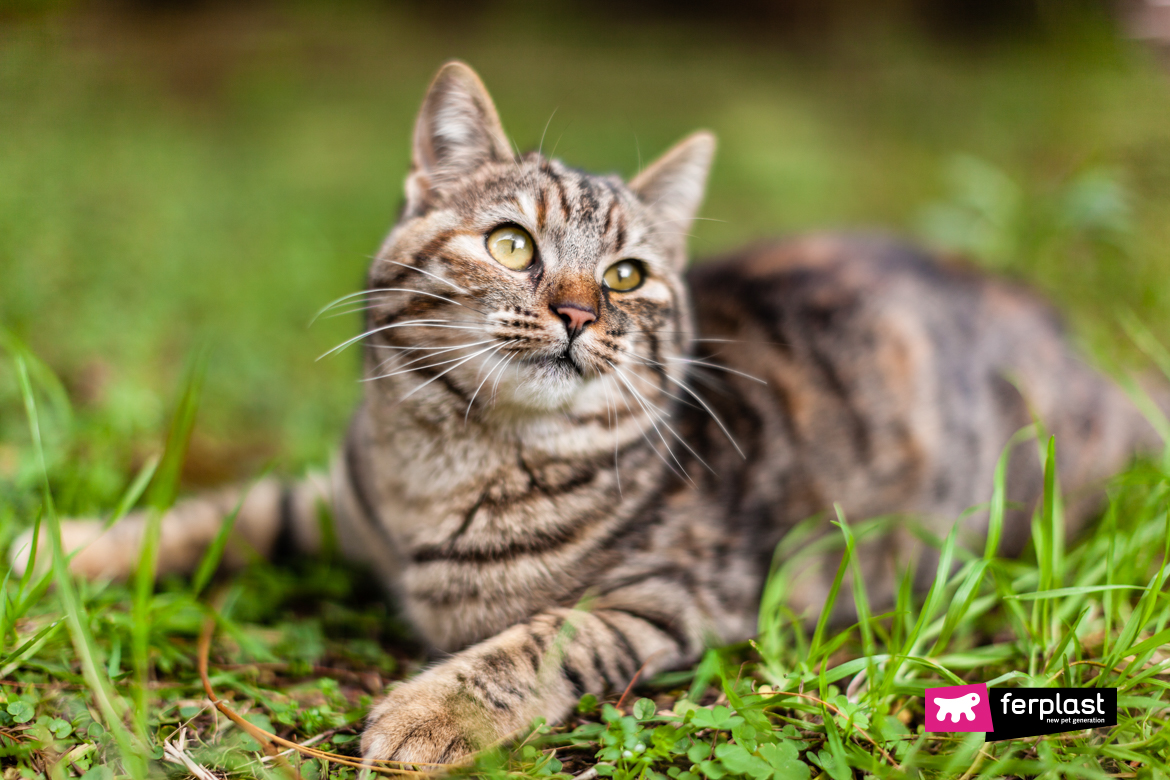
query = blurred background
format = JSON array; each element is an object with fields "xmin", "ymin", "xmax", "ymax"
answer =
[{"xmin": 2, "ymin": 0, "xmax": 1170, "ymax": 516}]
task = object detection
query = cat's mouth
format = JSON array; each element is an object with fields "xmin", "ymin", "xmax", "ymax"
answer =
[{"xmin": 528, "ymin": 350, "xmax": 584, "ymax": 377}]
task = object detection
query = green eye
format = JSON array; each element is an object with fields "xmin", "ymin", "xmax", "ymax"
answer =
[
  {"xmin": 603, "ymin": 260, "xmax": 645, "ymax": 292},
  {"xmin": 486, "ymin": 226, "xmax": 535, "ymax": 270}
]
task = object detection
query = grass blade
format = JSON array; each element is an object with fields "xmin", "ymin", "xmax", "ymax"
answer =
[{"xmin": 15, "ymin": 354, "xmax": 147, "ymax": 777}]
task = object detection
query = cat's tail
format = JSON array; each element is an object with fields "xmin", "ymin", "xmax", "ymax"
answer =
[{"xmin": 7, "ymin": 468, "xmax": 334, "ymax": 582}]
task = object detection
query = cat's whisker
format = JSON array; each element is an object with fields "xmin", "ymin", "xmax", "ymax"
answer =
[
  {"xmin": 489, "ymin": 352, "xmax": 519, "ymax": 404},
  {"xmin": 322, "ymin": 319, "xmax": 452, "ymax": 359},
  {"xmin": 599, "ymin": 376, "xmax": 622, "ymax": 497},
  {"xmin": 608, "ymin": 365, "xmax": 687, "ymax": 484},
  {"xmin": 537, "ymin": 107, "xmax": 558, "ymax": 158},
  {"xmin": 311, "ymin": 288, "xmax": 384, "ymax": 324},
  {"xmin": 392, "ymin": 343, "xmax": 507, "ymax": 405},
  {"xmin": 376, "ymin": 258, "xmax": 472, "ymax": 295},
  {"xmin": 660, "ymin": 372, "xmax": 745, "ymax": 459},
  {"xmin": 317, "ymin": 287, "xmax": 491, "ymax": 321},
  {"xmin": 610, "ymin": 363, "xmax": 694, "ymax": 484},
  {"xmin": 622, "ymin": 330, "xmax": 783, "ymax": 348},
  {"xmin": 370, "ymin": 341, "xmax": 493, "ymax": 376},
  {"xmin": 368, "ymin": 341, "xmax": 496, "ymax": 376},
  {"xmin": 364, "ymin": 341, "xmax": 506, "ymax": 383},
  {"xmin": 464, "ymin": 342, "xmax": 516, "ymax": 423},
  {"xmin": 549, "ymin": 119, "xmax": 573, "ymax": 160},
  {"xmin": 667, "ymin": 357, "xmax": 768, "ymax": 385},
  {"xmin": 370, "ymin": 341, "xmax": 496, "ymax": 352},
  {"xmin": 370, "ymin": 340, "xmax": 499, "ymax": 379},
  {"xmin": 614, "ymin": 353, "xmax": 701, "ymax": 409},
  {"xmin": 616, "ymin": 348, "xmax": 746, "ymax": 459},
  {"xmin": 319, "ymin": 320, "xmax": 486, "ymax": 361},
  {"xmin": 616, "ymin": 365, "xmax": 715, "ymax": 476}
]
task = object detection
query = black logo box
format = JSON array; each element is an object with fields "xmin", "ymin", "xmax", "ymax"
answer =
[{"xmin": 985, "ymin": 688, "xmax": 1117, "ymax": 742}]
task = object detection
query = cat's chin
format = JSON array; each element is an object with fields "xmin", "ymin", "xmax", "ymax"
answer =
[{"xmin": 489, "ymin": 356, "xmax": 597, "ymax": 413}]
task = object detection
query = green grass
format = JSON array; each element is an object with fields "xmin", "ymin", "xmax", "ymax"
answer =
[{"xmin": 2, "ymin": 4, "xmax": 1170, "ymax": 777}]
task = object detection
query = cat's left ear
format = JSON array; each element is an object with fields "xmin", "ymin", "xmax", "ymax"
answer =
[
  {"xmin": 406, "ymin": 61, "xmax": 514, "ymax": 214},
  {"xmin": 629, "ymin": 130, "xmax": 716, "ymax": 238}
]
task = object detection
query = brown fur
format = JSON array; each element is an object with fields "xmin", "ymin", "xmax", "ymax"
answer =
[{"xmin": 13, "ymin": 62, "xmax": 1161, "ymax": 764}]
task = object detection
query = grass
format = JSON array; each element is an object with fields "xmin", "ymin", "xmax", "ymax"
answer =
[{"xmin": 2, "ymin": 3, "xmax": 1170, "ymax": 777}]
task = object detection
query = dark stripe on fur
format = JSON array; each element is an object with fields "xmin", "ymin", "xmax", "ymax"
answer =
[
  {"xmin": 345, "ymin": 428, "xmax": 395, "ymax": 552},
  {"xmin": 589, "ymin": 644, "xmax": 618, "ymax": 691},
  {"xmin": 617, "ymin": 607, "xmax": 689, "ymax": 654},
  {"xmin": 561, "ymin": 662, "xmax": 586, "ymax": 698},
  {"xmin": 410, "ymin": 480, "xmax": 629, "ymax": 564},
  {"xmin": 470, "ymin": 676, "xmax": 512, "ymax": 711},
  {"xmin": 595, "ymin": 613, "xmax": 639, "ymax": 678}
]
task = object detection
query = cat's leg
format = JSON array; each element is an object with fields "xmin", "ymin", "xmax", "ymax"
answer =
[
  {"xmin": 7, "ymin": 468, "xmax": 334, "ymax": 581},
  {"xmin": 361, "ymin": 591, "xmax": 710, "ymax": 765}
]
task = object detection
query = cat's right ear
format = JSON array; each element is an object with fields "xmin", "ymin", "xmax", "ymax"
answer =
[{"xmin": 405, "ymin": 62, "xmax": 513, "ymax": 215}]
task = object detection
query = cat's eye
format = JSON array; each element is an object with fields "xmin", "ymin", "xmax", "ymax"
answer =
[
  {"xmin": 486, "ymin": 226, "xmax": 535, "ymax": 271},
  {"xmin": 603, "ymin": 260, "xmax": 645, "ymax": 292}
]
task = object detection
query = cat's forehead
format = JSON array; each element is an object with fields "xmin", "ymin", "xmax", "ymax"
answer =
[
  {"xmin": 473, "ymin": 157, "xmax": 632, "ymax": 222},
  {"xmin": 436, "ymin": 154, "xmax": 667, "ymax": 274}
]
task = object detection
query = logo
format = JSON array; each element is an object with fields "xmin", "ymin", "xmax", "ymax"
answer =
[
  {"xmin": 924, "ymin": 685, "xmax": 1118, "ymax": 740},
  {"xmin": 925, "ymin": 684, "xmax": 994, "ymax": 732},
  {"xmin": 985, "ymin": 688, "xmax": 1117, "ymax": 741}
]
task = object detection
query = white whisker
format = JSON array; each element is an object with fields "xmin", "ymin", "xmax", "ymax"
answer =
[
  {"xmin": 370, "ymin": 340, "xmax": 495, "ymax": 352},
  {"xmin": 617, "ymin": 365, "xmax": 715, "ymax": 476},
  {"xmin": 616, "ymin": 348, "xmax": 746, "ymax": 459},
  {"xmin": 315, "ymin": 287, "xmax": 489, "ymax": 323},
  {"xmin": 464, "ymin": 344, "xmax": 515, "ymax": 422},
  {"xmin": 490, "ymin": 352, "xmax": 519, "ymax": 403},
  {"xmin": 610, "ymin": 362, "xmax": 693, "ymax": 483},
  {"xmin": 368, "ymin": 340, "xmax": 498, "ymax": 379},
  {"xmin": 318, "ymin": 320, "xmax": 485, "ymax": 361},
  {"xmin": 608, "ymin": 364, "xmax": 683, "ymax": 482},
  {"xmin": 381, "ymin": 259, "xmax": 470, "ymax": 294},
  {"xmin": 667, "ymin": 357, "xmax": 767, "ymax": 385},
  {"xmin": 538, "ymin": 107, "xmax": 558, "ymax": 158},
  {"xmin": 393, "ymin": 344, "xmax": 505, "ymax": 404},
  {"xmin": 600, "ymin": 377, "xmax": 622, "ymax": 497},
  {"xmin": 311, "ymin": 288, "xmax": 384, "ymax": 324},
  {"xmin": 364, "ymin": 341, "xmax": 504, "ymax": 383},
  {"xmin": 660, "ymin": 371, "xmax": 745, "ymax": 459},
  {"xmin": 616, "ymin": 353, "xmax": 700, "ymax": 409}
]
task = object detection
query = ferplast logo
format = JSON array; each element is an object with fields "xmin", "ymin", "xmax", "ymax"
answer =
[
  {"xmin": 985, "ymin": 688, "xmax": 1117, "ymax": 741},
  {"xmin": 924, "ymin": 685, "xmax": 1118, "ymax": 741},
  {"xmin": 924, "ymin": 684, "xmax": 994, "ymax": 732}
]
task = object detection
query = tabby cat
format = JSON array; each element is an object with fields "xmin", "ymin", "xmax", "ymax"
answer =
[{"xmin": 14, "ymin": 62, "xmax": 1161, "ymax": 764}]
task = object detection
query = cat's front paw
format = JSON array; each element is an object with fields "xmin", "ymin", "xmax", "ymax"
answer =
[{"xmin": 360, "ymin": 676, "xmax": 501, "ymax": 765}]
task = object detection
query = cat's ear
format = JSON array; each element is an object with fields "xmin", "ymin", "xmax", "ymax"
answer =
[
  {"xmin": 406, "ymin": 61, "xmax": 513, "ymax": 213},
  {"xmin": 629, "ymin": 130, "xmax": 716, "ymax": 235}
]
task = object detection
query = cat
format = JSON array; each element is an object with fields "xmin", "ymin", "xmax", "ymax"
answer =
[{"xmin": 12, "ymin": 61, "xmax": 1162, "ymax": 765}]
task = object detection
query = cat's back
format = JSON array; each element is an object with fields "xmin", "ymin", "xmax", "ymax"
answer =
[{"xmin": 682, "ymin": 234, "xmax": 1153, "ymax": 557}]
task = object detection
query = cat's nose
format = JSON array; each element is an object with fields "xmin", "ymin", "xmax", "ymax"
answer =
[{"xmin": 552, "ymin": 303, "xmax": 597, "ymax": 336}]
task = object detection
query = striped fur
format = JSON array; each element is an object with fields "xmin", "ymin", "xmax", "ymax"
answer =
[{"xmin": 13, "ymin": 62, "xmax": 1161, "ymax": 764}]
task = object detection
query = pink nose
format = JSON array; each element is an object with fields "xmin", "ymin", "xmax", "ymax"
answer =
[{"xmin": 553, "ymin": 304, "xmax": 597, "ymax": 334}]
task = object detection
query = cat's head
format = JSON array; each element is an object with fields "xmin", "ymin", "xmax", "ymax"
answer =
[{"xmin": 359, "ymin": 62, "xmax": 714, "ymax": 422}]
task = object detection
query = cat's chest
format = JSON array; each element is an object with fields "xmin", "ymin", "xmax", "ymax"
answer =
[{"xmin": 367, "ymin": 427, "xmax": 517, "ymax": 545}]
